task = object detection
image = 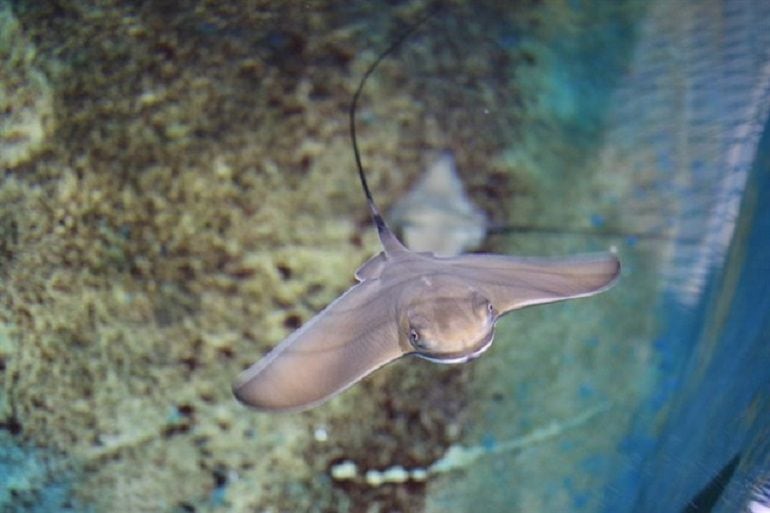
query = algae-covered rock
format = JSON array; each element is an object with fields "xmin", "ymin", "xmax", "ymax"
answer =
[
  {"xmin": 0, "ymin": 1, "xmax": 595, "ymax": 511},
  {"xmin": 0, "ymin": 2, "xmax": 501, "ymax": 511},
  {"xmin": 0, "ymin": 3, "xmax": 55, "ymax": 169}
]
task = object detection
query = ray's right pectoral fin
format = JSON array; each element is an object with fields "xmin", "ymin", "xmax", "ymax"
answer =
[
  {"xmin": 448, "ymin": 251, "xmax": 620, "ymax": 315},
  {"xmin": 232, "ymin": 282, "xmax": 406, "ymax": 412}
]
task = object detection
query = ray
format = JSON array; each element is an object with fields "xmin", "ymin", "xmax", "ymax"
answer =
[{"xmin": 232, "ymin": 7, "xmax": 620, "ymax": 413}]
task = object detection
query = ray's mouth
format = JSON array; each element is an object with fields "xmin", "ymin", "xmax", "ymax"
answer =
[{"xmin": 415, "ymin": 329, "xmax": 496, "ymax": 364}]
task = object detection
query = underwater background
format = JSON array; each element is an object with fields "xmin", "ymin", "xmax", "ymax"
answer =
[{"xmin": 1, "ymin": 0, "xmax": 769, "ymax": 512}]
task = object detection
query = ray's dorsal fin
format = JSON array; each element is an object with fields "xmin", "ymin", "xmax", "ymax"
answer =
[{"xmin": 348, "ymin": 8, "xmax": 436, "ymax": 256}]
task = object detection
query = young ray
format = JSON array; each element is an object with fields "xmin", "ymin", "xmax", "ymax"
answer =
[{"xmin": 232, "ymin": 11, "xmax": 620, "ymax": 413}]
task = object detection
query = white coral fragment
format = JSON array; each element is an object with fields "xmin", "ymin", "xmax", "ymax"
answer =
[{"xmin": 328, "ymin": 403, "xmax": 609, "ymax": 487}]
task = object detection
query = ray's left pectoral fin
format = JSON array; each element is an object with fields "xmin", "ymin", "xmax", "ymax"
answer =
[
  {"xmin": 232, "ymin": 281, "xmax": 407, "ymax": 412},
  {"xmin": 446, "ymin": 251, "xmax": 620, "ymax": 314}
]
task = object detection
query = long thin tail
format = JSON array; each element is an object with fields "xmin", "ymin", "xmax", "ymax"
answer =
[{"xmin": 348, "ymin": 7, "xmax": 436, "ymax": 241}]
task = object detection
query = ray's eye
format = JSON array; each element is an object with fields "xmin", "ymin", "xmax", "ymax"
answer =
[
  {"xmin": 488, "ymin": 303, "xmax": 497, "ymax": 317},
  {"xmin": 409, "ymin": 328, "xmax": 423, "ymax": 349}
]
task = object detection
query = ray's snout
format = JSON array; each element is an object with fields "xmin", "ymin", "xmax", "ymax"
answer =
[{"xmin": 415, "ymin": 327, "xmax": 496, "ymax": 364}]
